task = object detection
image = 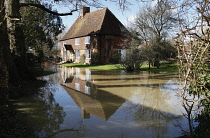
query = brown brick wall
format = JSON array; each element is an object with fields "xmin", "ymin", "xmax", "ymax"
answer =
[{"xmin": 60, "ymin": 35, "xmax": 127, "ymax": 64}]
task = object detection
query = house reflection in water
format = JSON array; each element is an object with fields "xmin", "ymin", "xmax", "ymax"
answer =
[
  {"xmin": 60, "ymin": 67, "xmax": 128, "ymax": 120},
  {"xmin": 58, "ymin": 66, "xmax": 190, "ymax": 138}
]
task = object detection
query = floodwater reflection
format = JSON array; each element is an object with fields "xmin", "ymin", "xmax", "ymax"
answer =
[{"xmin": 14, "ymin": 66, "xmax": 187, "ymax": 137}]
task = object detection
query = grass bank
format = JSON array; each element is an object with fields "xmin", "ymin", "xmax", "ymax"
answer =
[
  {"xmin": 140, "ymin": 64, "xmax": 178, "ymax": 72},
  {"xmin": 62, "ymin": 63, "xmax": 122, "ymax": 70},
  {"xmin": 62, "ymin": 63, "xmax": 178, "ymax": 72}
]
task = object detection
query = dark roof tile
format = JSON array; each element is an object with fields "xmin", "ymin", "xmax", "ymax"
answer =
[{"xmin": 61, "ymin": 8, "xmax": 127, "ymax": 41}]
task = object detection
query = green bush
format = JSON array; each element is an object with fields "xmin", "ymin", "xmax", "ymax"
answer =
[{"xmin": 120, "ymin": 49, "xmax": 145, "ymax": 72}]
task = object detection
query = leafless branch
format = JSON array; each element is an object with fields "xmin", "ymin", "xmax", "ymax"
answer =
[{"xmin": 20, "ymin": 3, "xmax": 78, "ymax": 16}]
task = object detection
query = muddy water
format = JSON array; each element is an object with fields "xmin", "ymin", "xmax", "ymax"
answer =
[{"xmin": 14, "ymin": 66, "xmax": 188, "ymax": 138}]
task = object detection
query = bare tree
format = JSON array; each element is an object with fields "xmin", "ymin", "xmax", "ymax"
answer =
[
  {"xmin": 175, "ymin": 0, "xmax": 210, "ymax": 137},
  {"xmin": 134, "ymin": 0, "xmax": 178, "ymax": 68}
]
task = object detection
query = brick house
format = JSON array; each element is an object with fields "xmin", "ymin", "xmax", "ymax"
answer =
[{"xmin": 60, "ymin": 7, "xmax": 129, "ymax": 64}]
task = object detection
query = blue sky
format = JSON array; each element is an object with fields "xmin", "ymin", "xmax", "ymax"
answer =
[{"xmin": 58, "ymin": 0, "xmax": 146, "ymax": 29}]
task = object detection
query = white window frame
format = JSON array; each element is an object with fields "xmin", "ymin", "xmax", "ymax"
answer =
[
  {"xmin": 70, "ymin": 52, "xmax": 74, "ymax": 59},
  {"xmin": 70, "ymin": 68, "xmax": 74, "ymax": 75},
  {"xmin": 85, "ymin": 36, "xmax": 90, "ymax": 44},
  {"xmin": 76, "ymin": 50, "xmax": 80, "ymax": 59},
  {"xmin": 75, "ymin": 38, "xmax": 80, "ymax": 45},
  {"xmin": 76, "ymin": 68, "xmax": 80, "ymax": 79},
  {"xmin": 86, "ymin": 49, "xmax": 91, "ymax": 59},
  {"xmin": 118, "ymin": 49, "xmax": 126, "ymax": 62},
  {"xmin": 85, "ymin": 85, "xmax": 91, "ymax": 95},
  {"xmin": 75, "ymin": 83, "xmax": 80, "ymax": 91},
  {"xmin": 62, "ymin": 67, "xmax": 67, "ymax": 83},
  {"xmin": 85, "ymin": 70, "xmax": 91, "ymax": 81}
]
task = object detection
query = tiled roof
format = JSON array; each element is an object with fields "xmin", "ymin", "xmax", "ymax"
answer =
[{"xmin": 61, "ymin": 8, "xmax": 126, "ymax": 41}]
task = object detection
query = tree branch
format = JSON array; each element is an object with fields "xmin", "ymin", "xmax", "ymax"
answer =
[{"xmin": 20, "ymin": 3, "xmax": 78, "ymax": 16}]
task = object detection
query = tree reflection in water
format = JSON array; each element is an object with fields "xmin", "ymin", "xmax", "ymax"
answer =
[
  {"xmin": 14, "ymin": 75, "xmax": 67, "ymax": 137},
  {"xmin": 38, "ymin": 72, "xmax": 87, "ymax": 137},
  {"xmin": 121, "ymin": 80, "xmax": 183, "ymax": 138},
  {"xmin": 47, "ymin": 119, "xmax": 86, "ymax": 137},
  {"xmin": 123, "ymin": 101, "xmax": 182, "ymax": 137}
]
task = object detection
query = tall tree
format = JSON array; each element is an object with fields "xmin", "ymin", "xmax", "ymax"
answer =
[
  {"xmin": 3, "ymin": 0, "xmax": 25, "ymax": 87},
  {"xmin": 0, "ymin": 0, "xmax": 10, "ymax": 89},
  {"xmin": 21, "ymin": 0, "xmax": 65, "ymax": 62},
  {"xmin": 134, "ymin": 0, "xmax": 177, "ymax": 68}
]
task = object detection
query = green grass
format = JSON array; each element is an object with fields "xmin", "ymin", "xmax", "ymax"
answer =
[
  {"xmin": 62, "ymin": 63, "xmax": 178, "ymax": 72},
  {"xmin": 62, "ymin": 63, "xmax": 122, "ymax": 70},
  {"xmin": 140, "ymin": 63, "xmax": 178, "ymax": 72}
]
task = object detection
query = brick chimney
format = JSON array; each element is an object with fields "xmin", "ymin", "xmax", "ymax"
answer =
[{"xmin": 80, "ymin": 7, "xmax": 90, "ymax": 18}]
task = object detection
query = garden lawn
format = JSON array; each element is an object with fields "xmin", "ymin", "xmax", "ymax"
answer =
[
  {"xmin": 62, "ymin": 63, "xmax": 122, "ymax": 70},
  {"xmin": 62, "ymin": 63, "xmax": 178, "ymax": 72},
  {"xmin": 140, "ymin": 64, "xmax": 178, "ymax": 72}
]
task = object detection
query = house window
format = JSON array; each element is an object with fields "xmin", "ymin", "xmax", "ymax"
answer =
[
  {"xmin": 76, "ymin": 68, "xmax": 80, "ymax": 79},
  {"xmin": 70, "ymin": 68, "xmax": 74, "ymax": 75},
  {"xmin": 86, "ymin": 49, "xmax": 91, "ymax": 59},
  {"xmin": 85, "ymin": 36, "xmax": 90, "ymax": 44},
  {"xmin": 75, "ymin": 83, "xmax": 80, "ymax": 91},
  {"xmin": 76, "ymin": 50, "xmax": 80, "ymax": 59},
  {"xmin": 118, "ymin": 49, "xmax": 126, "ymax": 62},
  {"xmin": 75, "ymin": 38, "xmax": 80, "ymax": 45},
  {"xmin": 62, "ymin": 67, "xmax": 66, "ymax": 83},
  {"xmin": 70, "ymin": 52, "xmax": 74, "ymax": 60},
  {"xmin": 85, "ymin": 85, "xmax": 90, "ymax": 95},
  {"xmin": 85, "ymin": 69, "xmax": 91, "ymax": 81}
]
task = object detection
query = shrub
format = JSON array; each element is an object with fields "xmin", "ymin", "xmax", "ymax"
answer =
[{"xmin": 120, "ymin": 49, "xmax": 145, "ymax": 72}]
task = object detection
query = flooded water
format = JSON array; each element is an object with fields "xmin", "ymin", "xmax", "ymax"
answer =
[{"xmin": 14, "ymin": 66, "xmax": 189, "ymax": 138}]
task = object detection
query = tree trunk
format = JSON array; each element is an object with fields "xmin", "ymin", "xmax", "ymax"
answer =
[
  {"xmin": 0, "ymin": 0, "xmax": 28, "ymax": 90},
  {"xmin": 4, "ymin": 0, "xmax": 27, "ymax": 82},
  {"xmin": 5, "ymin": 0, "xmax": 25, "ymax": 55},
  {"xmin": 1, "ymin": 0, "xmax": 22, "ymax": 89},
  {"xmin": 0, "ymin": 0, "xmax": 9, "ymax": 89},
  {"xmin": 0, "ymin": 2, "xmax": 16, "ymax": 93}
]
